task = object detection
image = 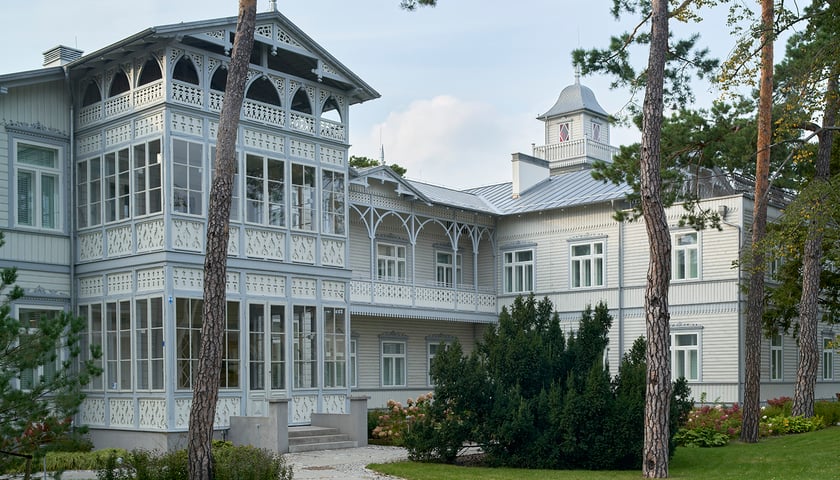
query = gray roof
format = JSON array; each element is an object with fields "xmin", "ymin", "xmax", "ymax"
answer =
[
  {"xmin": 409, "ymin": 180, "xmax": 500, "ymax": 214},
  {"xmin": 538, "ymin": 76, "xmax": 609, "ymax": 119},
  {"xmin": 466, "ymin": 169, "xmax": 630, "ymax": 214}
]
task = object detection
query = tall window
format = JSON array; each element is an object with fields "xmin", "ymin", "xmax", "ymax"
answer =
[
  {"xmin": 322, "ymin": 170, "xmax": 345, "ymax": 235},
  {"xmin": 292, "ymin": 164, "xmax": 316, "ymax": 230},
  {"xmin": 245, "ymin": 154, "xmax": 284, "ymax": 226},
  {"xmin": 381, "ymin": 340, "xmax": 406, "ymax": 387},
  {"xmin": 349, "ymin": 338, "xmax": 358, "ymax": 388},
  {"xmin": 293, "ymin": 305, "xmax": 317, "ymax": 389},
  {"xmin": 78, "ymin": 304, "xmax": 104, "ymax": 390},
  {"xmin": 248, "ymin": 303, "xmax": 285, "ymax": 391},
  {"xmin": 557, "ymin": 122, "xmax": 570, "ymax": 142},
  {"xmin": 377, "ymin": 243, "xmax": 407, "ymax": 282},
  {"xmin": 504, "ymin": 249, "xmax": 534, "ymax": 293},
  {"xmin": 133, "ymin": 139, "xmax": 162, "ymax": 217},
  {"xmin": 15, "ymin": 142, "xmax": 60, "ymax": 230},
  {"xmin": 104, "ymin": 148, "xmax": 130, "ymax": 222},
  {"xmin": 770, "ymin": 333, "xmax": 783, "ymax": 381},
  {"xmin": 823, "ymin": 337, "xmax": 834, "ymax": 381},
  {"xmin": 105, "ymin": 301, "xmax": 132, "ymax": 391},
  {"xmin": 172, "ymin": 139, "xmax": 203, "ymax": 215},
  {"xmin": 673, "ymin": 232, "xmax": 699, "ymax": 280},
  {"xmin": 135, "ymin": 298, "xmax": 164, "ymax": 391},
  {"xmin": 436, "ymin": 251, "xmax": 462, "ymax": 287},
  {"xmin": 77, "ymin": 157, "xmax": 101, "ymax": 228},
  {"xmin": 591, "ymin": 121, "xmax": 601, "ymax": 142},
  {"xmin": 18, "ymin": 308, "xmax": 61, "ymax": 390},
  {"xmin": 324, "ymin": 307, "xmax": 347, "ymax": 388},
  {"xmin": 570, "ymin": 241, "xmax": 605, "ymax": 288},
  {"xmin": 248, "ymin": 304, "xmax": 266, "ymax": 391},
  {"xmin": 671, "ymin": 332, "xmax": 699, "ymax": 381},
  {"xmin": 176, "ymin": 299, "xmax": 239, "ymax": 389}
]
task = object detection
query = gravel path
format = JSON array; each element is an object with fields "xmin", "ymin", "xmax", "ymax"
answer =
[{"xmin": 285, "ymin": 445, "xmax": 408, "ymax": 479}]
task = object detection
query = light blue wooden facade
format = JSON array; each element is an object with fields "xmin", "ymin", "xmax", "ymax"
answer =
[{"xmin": 1, "ymin": 9, "xmax": 837, "ymax": 453}]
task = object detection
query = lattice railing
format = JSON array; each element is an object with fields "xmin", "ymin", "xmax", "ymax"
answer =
[
  {"xmin": 171, "ymin": 80, "xmax": 203, "ymax": 107},
  {"xmin": 134, "ymin": 80, "xmax": 164, "ymax": 108},
  {"xmin": 319, "ymin": 118, "xmax": 345, "ymax": 141},
  {"xmin": 104, "ymin": 91, "xmax": 132, "ymax": 117},
  {"xmin": 243, "ymin": 99, "xmax": 285, "ymax": 127},
  {"xmin": 209, "ymin": 90, "xmax": 224, "ymax": 112},
  {"xmin": 78, "ymin": 103, "xmax": 102, "ymax": 127},
  {"xmin": 290, "ymin": 111, "xmax": 315, "ymax": 134}
]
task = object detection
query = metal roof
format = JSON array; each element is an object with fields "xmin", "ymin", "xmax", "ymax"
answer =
[
  {"xmin": 408, "ymin": 180, "xmax": 500, "ymax": 214},
  {"xmin": 466, "ymin": 169, "xmax": 630, "ymax": 214},
  {"xmin": 538, "ymin": 76, "xmax": 609, "ymax": 119}
]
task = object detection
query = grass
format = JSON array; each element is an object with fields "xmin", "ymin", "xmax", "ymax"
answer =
[{"xmin": 369, "ymin": 426, "xmax": 840, "ymax": 480}]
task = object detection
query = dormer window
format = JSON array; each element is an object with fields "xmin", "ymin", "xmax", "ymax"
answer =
[{"xmin": 558, "ymin": 122, "xmax": 570, "ymax": 142}]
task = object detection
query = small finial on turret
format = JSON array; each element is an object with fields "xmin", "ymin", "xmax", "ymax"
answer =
[{"xmin": 268, "ymin": 0, "xmax": 277, "ymax": 12}]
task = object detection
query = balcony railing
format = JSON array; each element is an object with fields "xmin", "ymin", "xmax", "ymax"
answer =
[
  {"xmin": 533, "ymin": 138, "xmax": 617, "ymax": 164},
  {"xmin": 350, "ymin": 279, "xmax": 497, "ymax": 314}
]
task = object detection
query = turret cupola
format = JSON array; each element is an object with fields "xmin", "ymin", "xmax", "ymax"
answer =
[{"xmin": 532, "ymin": 72, "xmax": 616, "ymax": 174}]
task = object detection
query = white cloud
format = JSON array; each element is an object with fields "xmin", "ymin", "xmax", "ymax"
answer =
[{"xmin": 351, "ymin": 95, "xmax": 539, "ymax": 190}]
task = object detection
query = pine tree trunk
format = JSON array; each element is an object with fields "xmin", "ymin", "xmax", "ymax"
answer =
[
  {"xmin": 187, "ymin": 2, "xmax": 256, "ymax": 480},
  {"xmin": 792, "ymin": 72, "xmax": 837, "ymax": 418},
  {"xmin": 741, "ymin": 0, "xmax": 774, "ymax": 444},
  {"xmin": 641, "ymin": 0, "xmax": 671, "ymax": 477}
]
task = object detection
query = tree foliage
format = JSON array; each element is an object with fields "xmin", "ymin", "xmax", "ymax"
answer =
[
  {"xmin": 349, "ymin": 155, "xmax": 407, "ymax": 177},
  {"xmin": 0, "ymin": 232, "xmax": 101, "ymax": 474},
  {"xmin": 404, "ymin": 296, "xmax": 692, "ymax": 470}
]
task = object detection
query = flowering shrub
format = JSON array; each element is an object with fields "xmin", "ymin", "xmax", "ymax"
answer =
[
  {"xmin": 681, "ymin": 403, "xmax": 743, "ymax": 439},
  {"xmin": 767, "ymin": 396, "xmax": 792, "ymax": 408},
  {"xmin": 762, "ymin": 414, "xmax": 824, "ymax": 435},
  {"xmin": 370, "ymin": 393, "xmax": 432, "ymax": 446}
]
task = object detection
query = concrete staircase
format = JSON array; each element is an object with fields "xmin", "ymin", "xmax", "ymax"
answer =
[{"xmin": 288, "ymin": 426, "xmax": 357, "ymax": 453}]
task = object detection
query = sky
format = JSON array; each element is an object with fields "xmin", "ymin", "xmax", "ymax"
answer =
[{"xmin": 1, "ymin": 1, "xmax": 753, "ymax": 190}]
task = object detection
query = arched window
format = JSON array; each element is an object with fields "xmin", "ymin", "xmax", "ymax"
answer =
[
  {"xmin": 321, "ymin": 96, "xmax": 341, "ymax": 122},
  {"xmin": 173, "ymin": 56, "xmax": 200, "ymax": 85},
  {"xmin": 210, "ymin": 67, "xmax": 227, "ymax": 92},
  {"xmin": 291, "ymin": 88, "xmax": 311, "ymax": 114},
  {"xmin": 109, "ymin": 71, "xmax": 130, "ymax": 97},
  {"xmin": 81, "ymin": 81, "xmax": 101, "ymax": 107},
  {"xmin": 245, "ymin": 77, "xmax": 281, "ymax": 106},
  {"xmin": 137, "ymin": 58, "xmax": 162, "ymax": 86}
]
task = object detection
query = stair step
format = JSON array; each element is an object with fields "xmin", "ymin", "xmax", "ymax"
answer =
[
  {"xmin": 290, "ymin": 433, "xmax": 353, "ymax": 446},
  {"xmin": 288, "ymin": 426, "xmax": 340, "ymax": 438},
  {"xmin": 288, "ymin": 440, "xmax": 358, "ymax": 453}
]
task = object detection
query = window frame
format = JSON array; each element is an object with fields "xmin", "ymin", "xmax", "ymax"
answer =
[
  {"xmin": 176, "ymin": 298, "xmax": 240, "ymax": 390},
  {"xmin": 135, "ymin": 297, "xmax": 164, "ymax": 391},
  {"xmin": 292, "ymin": 305, "xmax": 318, "ymax": 390},
  {"xmin": 673, "ymin": 231, "xmax": 700, "ymax": 281},
  {"xmin": 557, "ymin": 121, "xmax": 570, "ymax": 142},
  {"xmin": 671, "ymin": 330, "xmax": 701, "ymax": 382},
  {"xmin": 569, "ymin": 240, "xmax": 605, "ymax": 289},
  {"xmin": 323, "ymin": 307, "xmax": 347, "ymax": 389},
  {"xmin": 376, "ymin": 241, "xmax": 407, "ymax": 283},
  {"xmin": 349, "ymin": 337, "xmax": 358, "ymax": 389},
  {"xmin": 822, "ymin": 336, "xmax": 833, "ymax": 381},
  {"xmin": 171, "ymin": 138, "xmax": 204, "ymax": 216},
  {"xmin": 503, "ymin": 248, "xmax": 534, "ymax": 294},
  {"xmin": 770, "ymin": 332, "xmax": 783, "ymax": 381},
  {"xmin": 14, "ymin": 139, "xmax": 63, "ymax": 231},
  {"xmin": 381, "ymin": 339, "xmax": 407, "ymax": 388},
  {"xmin": 435, "ymin": 250, "xmax": 462, "ymax": 288},
  {"xmin": 591, "ymin": 121, "xmax": 601, "ymax": 142},
  {"xmin": 104, "ymin": 300, "xmax": 132, "ymax": 391},
  {"xmin": 321, "ymin": 169, "xmax": 345, "ymax": 235},
  {"xmin": 245, "ymin": 153, "xmax": 285, "ymax": 227},
  {"xmin": 291, "ymin": 163, "xmax": 316, "ymax": 231},
  {"xmin": 16, "ymin": 306, "xmax": 64, "ymax": 391}
]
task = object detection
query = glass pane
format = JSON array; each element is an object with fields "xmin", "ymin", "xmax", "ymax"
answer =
[
  {"xmin": 41, "ymin": 174, "xmax": 57, "ymax": 228},
  {"xmin": 18, "ymin": 143, "xmax": 57, "ymax": 168},
  {"xmin": 17, "ymin": 171, "xmax": 34, "ymax": 225}
]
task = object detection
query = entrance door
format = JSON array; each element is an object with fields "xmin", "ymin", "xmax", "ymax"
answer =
[{"xmin": 248, "ymin": 304, "xmax": 287, "ymax": 404}]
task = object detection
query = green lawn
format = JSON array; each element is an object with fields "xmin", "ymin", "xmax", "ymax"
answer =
[{"xmin": 369, "ymin": 427, "xmax": 840, "ymax": 480}]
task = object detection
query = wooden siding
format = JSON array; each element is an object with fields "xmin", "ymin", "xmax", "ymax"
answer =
[
  {"xmin": 0, "ymin": 127, "xmax": 8, "ymax": 225},
  {"xmin": 15, "ymin": 268, "xmax": 71, "ymax": 294},
  {"xmin": 350, "ymin": 315, "xmax": 487, "ymax": 407},
  {"xmin": 3, "ymin": 231, "xmax": 71, "ymax": 265},
  {"xmin": 0, "ymin": 81, "xmax": 70, "ymax": 132}
]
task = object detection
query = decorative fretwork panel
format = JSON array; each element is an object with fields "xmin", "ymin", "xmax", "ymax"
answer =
[
  {"xmin": 291, "ymin": 235, "xmax": 315, "ymax": 264},
  {"xmin": 289, "ymin": 112, "xmax": 315, "ymax": 135},
  {"xmin": 255, "ymin": 24, "xmax": 273, "ymax": 39},
  {"xmin": 276, "ymin": 28, "xmax": 303, "ymax": 49},
  {"xmin": 105, "ymin": 122, "xmax": 132, "ymax": 147},
  {"xmin": 321, "ymin": 281, "xmax": 345, "ymax": 301},
  {"xmin": 107, "ymin": 272, "xmax": 134, "ymax": 295},
  {"xmin": 323, "ymin": 394, "xmax": 346, "ymax": 414},
  {"xmin": 209, "ymin": 121, "xmax": 219, "ymax": 139},
  {"xmin": 137, "ymin": 268, "xmax": 165, "ymax": 292},
  {"xmin": 245, "ymin": 273, "xmax": 285, "ymax": 296},
  {"xmin": 106, "ymin": 225, "xmax": 133, "ymax": 257},
  {"xmin": 77, "ymin": 133, "xmax": 102, "ymax": 156},
  {"xmin": 291, "ymin": 278, "xmax": 317, "ymax": 299},
  {"xmin": 175, "ymin": 399, "xmax": 190, "ymax": 428},
  {"xmin": 228, "ymin": 226, "xmax": 239, "ymax": 256},
  {"xmin": 135, "ymin": 111, "xmax": 164, "ymax": 138},
  {"xmin": 171, "ymin": 81, "xmax": 203, "ymax": 108},
  {"xmin": 139, "ymin": 399, "xmax": 167, "ymax": 430},
  {"xmin": 374, "ymin": 283, "xmax": 412, "ymax": 306},
  {"xmin": 319, "ymin": 119, "xmax": 345, "ymax": 141},
  {"xmin": 349, "ymin": 281, "xmax": 372, "ymax": 303},
  {"xmin": 320, "ymin": 239, "xmax": 345, "ymax": 267},
  {"xmin": 79, "ymin": 232, "xmax": 104, "ymax": 261},
  {"xmin": 81, "ymin": 398, "xmax": 106, "ymax": 426},
  {"xmin": 174, "ymin": 397, "xmax": 240, "ymax": 429},
  {"xmin": 290, "ymin": 139, "xmax": 315, "ymax": 160},
  {"xmin": 136, "ymin": 220, "xmax": 165, "ymax": 252},
  {"xmin": 415, "ymin": 287, "xmax": 455, "ymax": 309},
  {"xmin": 320, "ymin": 146, "xmax": 344, "ymax": 166},
  {"xmin": 209, "ymin": 91, "xmax": 224, "ymax": 112},
  {"xmin": 171, "ymin": 112, "xmax": 203, "ymax": 136},
  {"xmin": 134, "ymin": 81, "xmax": 164, "ymax": 108},
  {"xmin": 173, "ymin": 267, "xmax": 204, "ymax": 291},
  {"xmin": 243, "ymin": 100, "xmax": 285, "ymax": 126},
  {"xmin": 245, "ymin": 229, "xmax": 285, "ymax": 260},
  {"xmin": 104, "ymin": 92, "xmax": 131, "ymax": 118},
  {"xmin": 78, "ymin": 103, "xmax": 102, "ymax": 127},
  {"xmin": 227, "ymin": 272, "xmax": 240, "ymax": 294},
  {"xmin": 291, "ymin": 395, "xmax": 317, "ymax": 424},
  {"xmin": 243, "ymin": 128, "xmax": 284, "ymax": 153},
  {"xmin": 78, "ymin": 276, "xmax": 103, "ymax": 298},
  {"xmin": 172, "ymin": 220, "xmax": 204, "ymax": 251},
  {"xmin": 109, "ymin": 398, "xmax": 134, "ymax": 427}
]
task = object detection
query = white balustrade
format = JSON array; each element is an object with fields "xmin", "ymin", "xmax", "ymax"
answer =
[
  {"xmin": 243, "ymin": 99, "xmax": 285, "ymax": 127},
  {"xmin": 319, "ymin": 118, "xmax": 345, "ymax": 141},
  {"xmin": 171, "ymin": 80, "xmax": 203, "ymax": 107},
  {"xmin": 533, "ymin": 138, "xmax": 617, "ymax": 163},
  {"xmin": 290, "ymin": 111, "xmax": 315, "ymax": 134},
  {"xmin": 134, "ymin": 80, "xmax": 164, "ymax": 107},
  {"xmin": 104, "ymin": 91, "xmax": 132, "ymax": 117}
]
